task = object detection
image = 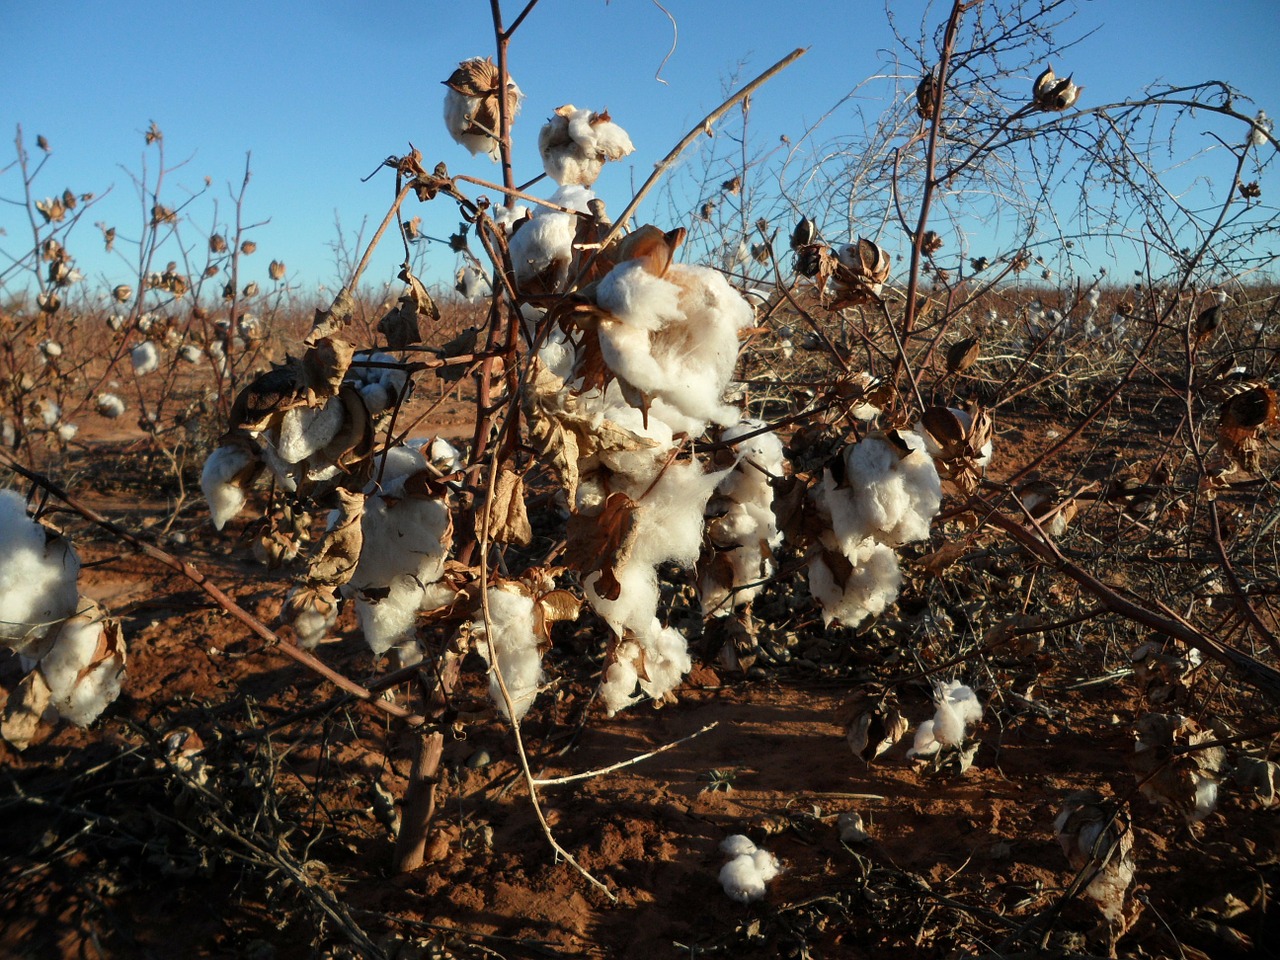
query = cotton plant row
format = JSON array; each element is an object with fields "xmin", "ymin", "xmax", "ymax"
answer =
[{"xmin": 0, "ymin": 488, "xmax": 126, "ymax": 747}]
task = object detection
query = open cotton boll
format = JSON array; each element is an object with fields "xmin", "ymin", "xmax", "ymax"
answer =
[
  {"xmin": 472, "ymin": 586, "xmax": 544, "ymax": 721},
  {"xmin": 807, "ymin": 540, "xmax": 902, "ymax": 628},
  {"xmin": 0, "ymin": 489, "xmax": 81, "ymax": 651},
  {"xmin": 595, "ymin": 262, "xmax": 753, "ymax": 430},
  {"xmin": 56, "ymin": 423, "xmax": 78, "ymax": 442},
  {"xmin": 599, "ymin": 640, "xmax": 643, "ymax": 714},
  {"xmin": 369, "ymin": 445, "xmax": 429, "ymax": 495},
  {"xmin": 492, "ymin": 203, "xmax": 530, "ymax": 236},
  {"xmin": 538, "ymin": 104, "xmax": 635, "ymax": 186},
  {"xmin": 931, "ymin": 682, "xmax": 982, "ymax": 746},
  {"xmin": 455, "ymin": 264, "xmax": 492, "ymax": 302},
  {"xmin": 276, "ymin": 399, "xmax": 345, "ymax": 464},
  {"xmin": 95, "ymin": 393, "xmax": 126, "ymax": 419},
  {"xmin": 442, "ymin": 57, "xmax": 523, "ymax": 161},
  {"xmin": 719, "ymin": 839, "xmax": 782, "ymax": 904},
  {"xmin": 350, "ymin": 494, "xmax": 451, "ymax": 591},
  {"xmin": 508, "ymin": 211, "xmax": 576, "ymax": 290},
  {"xmin": 536, "ymin": 325, "xmax": 578, "ymax": 382},
  {"xmin": 201, "ymin": 443, "xmax": 260, "ymax": 530},
  {"xmin": 356, "ymin": 574, "xmax": 425, "ymax": 656},
  {"xmin": 825, "ymin": 437, "xmax": 941, "ymax": 548},
  {"xmin": 39, "ymin": 600, "xmax": 126, "ymax": 726},
  {"xmin": 427, "ymin": 436, "xmax": 464, "ymax": 474},
  {"xmin": 720, "ymin": 834, "xmax": 758, "ymax": 857},
  {"xmin": 636, "ymin": 623, "xmax": 692, "ymax": 702},
  {"xmin": 131, "ymin": 341, "xmax": 159, "ymax": 376}
]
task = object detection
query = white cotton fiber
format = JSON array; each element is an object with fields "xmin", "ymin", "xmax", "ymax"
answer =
[
  {"xmin": 350, "ymin": 493, "xmax": 450, "ymax": 591},
  {"xmin": 38, "ymin": 600, "xmax": 126, "ymax": 726},
  {"xmin": 508, "ymin": 209, "xmax": 577, "ymax": 291},
  {"xmin": 96, "ymin": 393, "xmax": 126, "ymax": 419},
  {"xmin": 594, "ymin": 262, "xmax": 753, "ymax": 432},
  {"xmin": 538, "ymin": 104, "xmax": 635, "ymax": 186},
  {"xmin": 915, "ymin": 407, "xmax": 992, "ymax": 468},
  {"xmin": 356, "ymin": 574, "xmax": 426, "ymax": 656},
  {"xmin": 908, "ymin": 682, "xmax": 983, "ymax": 758},
  {"xmin": 276, "ymin": 398, "xmax": 345, "ymax": 464},
  {"xmin": 443, "ymin": 58, "xmax": 522, "ymax": 161},
  {"xmin": 718, "ymin": 836, "xmax": 782, "ymax": 904},
  {"xmin": 819, "ymin": 437, "xmax": 940, "ymax": 552},
  {"xmin": 371, "ymin": 445, "xmax": 428, "ymax": 493},
  {"xmin": 293, "ymin": 605, "xmax": 336, "ymax": 648},
  {"xmin": 131, "ymin": 341, "xmax": 159, "ymax": 376},
  {"xmin": 201, "ymin": 444, "xmax": 259, "ymax": 530},
  {"xmin": 599, "ymin": 640, "xmax": 642, "ymax": 714},
  {"xmin": 0, "ymin": 489, "xmax": 81, "ymax": 651},
  {"xmin": 806, "ymin": 540, "xmax": 902, "ymax": 628},
  {"xmin": 720, "ymin": 834, "xmax": 758, "ymax": 857},
  {"xmin": 456, "ymin": 264, "xmax": 492, "ymax": 302},
  {"xmin": 472, "ymin": 586, "xmax": 544, "ymax": 721}
]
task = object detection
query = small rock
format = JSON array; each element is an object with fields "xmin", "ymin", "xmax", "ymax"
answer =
[
  {"xmin": 465, "ymin": 748, "xmax": 492, "ymax": 770},
  {"xmin": 838, "ymin": 811, "xmax": 869, "ymax": 843}
]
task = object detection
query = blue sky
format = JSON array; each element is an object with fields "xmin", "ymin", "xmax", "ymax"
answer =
[{"xmin": 2, "ymin": 0, "xmax": 1276, "ymax": 303}]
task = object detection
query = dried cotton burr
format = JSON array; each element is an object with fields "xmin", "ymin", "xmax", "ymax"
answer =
[
  {"xmin": 1054, "ymin": 790, "xmax": 1139, "ymax": 946},
  {"xmin": 1132, "ymin": 712, "xmax": 1225, "ymax": 825}
]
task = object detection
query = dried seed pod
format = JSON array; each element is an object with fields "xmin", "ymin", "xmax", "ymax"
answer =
[
  {"xmin": 269, "ymin": 260, "xmax": 286, "ymax": 281},
  {"xmin": 1054, "ymin": 790, "xmax": 1137, "ymax": 932},
  {"xmin": 1032, "ymin": 64, "xmax": 1083, "ymax": 111},
  {"xmin": 1132, "ymin": 712, "xmax": 1225, "ymax": 823},
  {"xmin": 830, "ymin": 238, "xmax": 891, "ymax": 305},
  {"xmin": 790, "ymin": 216, "xmax": 816, "ymax": 250},
  {"xmin": 840, "ymin": 683, "xmax": 908, "ymax": 763},
  {"xmin": 915, "ymin": 71, "xmax": 937, "ymax": 119},
  {"xmin": 1194, "ymin": 304, "xmax": 1221, "ymax": 344},
  {"xmin": 946, "ymin": 337, "xmax": 980, "ymax": 374},
  {"xmin": 1130, "ymin": 641, "xmax": 1199, "ymax": 707},
  {"xmin": 921, "ymin": 230, "xmax": 944, "ymax": 255}
]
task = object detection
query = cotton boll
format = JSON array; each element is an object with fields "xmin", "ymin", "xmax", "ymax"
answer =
[
  {"xmin": 492, "ymin": 204, "xmax": 531, "ymax": 236},
  {"xmin": 34, "ymin": 399, "xmax": 60, "ymax": 429},
  {"xmin": 38, "ymin": 600, "xmax": 126, "ymax": 726},
  {"xmin": 292, "ymin": 604, "xmax": 336, "ymax": 648},
  {"xmin": 597, "ymin": 260, "xmax": 683, "ymax": 332},
  {"xmin": 806, "ymin": 541, "xmax": 902, "ymax": 628},
  {"xmin": 442, "ymin": 57, "xmax": 523, "ymax": 161},
  {"xmin": 350, "ymin": 494, "xmax": 451, "ymax": 592},
  {"xmin": 752, "ymin": 849, "xmax": 781, "ymax": 882},
  {"xmin": 95, "ymin": 393, "xmax": 126, "ymax": 419},
  {"xmin": 720, "ymin": 834, "xmax": 758, "ymax": 857},
  {"xmin": 455, "ymin": 264, "xmax": 492, "ymax": 301},
  {"xmin": 131, "ymin": 341, "xmax": 160, "ymax": 376},
  {"xmin": 599, "ymin": 641, "xmax": 642, "ymax": 714},
  {"xmin": 720, "ymin": 856, "xmax": 766, "ymax": 904},
  {"xmin": 0, "ymin": 490, "xmax": 81, "ymax": 651},
  {"xmin": 635, "ymin": 623, "xmax": 692, "ymax": 702},
  {"xmin": 536, "ymin": 325, "xmax": 578, "ymax": 382},
  {"xmin": 370, "ymin": 445, "xmax": 429, "ymax": 494},
  {"xmin": 427, "ymin": 436, "xmax": 464, "ymax": 474},
  {"xmin": 361, "ymin": 383, "xmax": 392, "ymax": 416},
  {"xmin": 179, "ymin": 344, "xmax": 203, "ymax": 365},
  {"xmin": 356, "ymin": 574, "xmax": 425, "ymax": 656},
  {"xmin": 56, "ymin": 423, "xmax": 78, "ymax": 442},
  {"xmin": 276, "ymin": 399, "xmax": 345, "ymax": 464},
  {"xmin": 201, "ymin": 443, "xmax": 260, "ymax": 530},
  {"xmin": 538, "ymin": 105, "xmax": 635, "ymax": 186},
  {"xmin": 833, "ymin": 437, "xmax": 942, "ymax": 547},
  {"xmin": 471, "ymin": 586, "xmax": 544, "ymax": 721}
]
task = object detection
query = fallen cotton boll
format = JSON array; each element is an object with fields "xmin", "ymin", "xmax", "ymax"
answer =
[
  {"xmin": 718, "ymin": 835, "xmax": 782, "ymax": 904},
  {"xmin": 131, "ymin": 341, "xmax": 160, "ymax": 376},
  {"xmin": 0, "ymin": 489, "xmax": 82, "ymax": 652}
]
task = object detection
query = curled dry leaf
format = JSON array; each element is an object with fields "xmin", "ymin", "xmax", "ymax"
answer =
[
  {"xmin": 1130, "ymin": 641, "xmax": 1199, "ymax": 707},
  {"xmin": 481, "ymin": 468, "xmax": 533, "ymax": 547},
  {"xmin": 946, "ymin": 336, "xmax": 980, "ymax": 374},
  {"xmin": 306, "ymin": 488, "xmax": 366, "ymax": 587},
  {"xmin": 308, "ymin": 286, "xmax": 356, "ymax": 344},
  {"xmin": 298, "ymin": 337, "xmax": 355, "ymax": 405},
  {"xmin": 1, "ymin": 669, "xmax": 52, "ymax": 751},
  {"xmin": 564, "ymin": 492, "xmax": 641, "ymax": 603}
]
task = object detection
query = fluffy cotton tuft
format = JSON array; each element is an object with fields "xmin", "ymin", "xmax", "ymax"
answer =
[
  {"xmin": 807, "ymin": 540, "xmax": 902, "ymax": 628},
  {"xmin": 0, "ymin": 490, "xmax": 81, "ymax": 652},
  {"xmin": 356, "ymin": 575, "xmax": 426, "ymax": 656},
  {"xmin": 594, "ymin": 262, "xmax": 754, "ymax": 434},
  {"xmin": 718, "ymin": 835, "xmax": 782, "ymax": 904},
  {"xmin": 538, "ymin": 104, "xmax": 635, "ymax": 186},
  {"xmin": 471, "ymin": 586, "xmax": 544, "ymax": 721},
  {"xmin": 95, "ymin": 393, "xmax": 126, "ymax": 419},
  {"xmin": 699, "ymin": 421, "xmax": 787, "ymax": 616},
  {"xmin": 456, "ymin": 264, "xmax": 492, "ymax": 301},
  {"xmin": 201, "ymin": 444, "xmax": 259, "ymax": 530},
  {"xmin": 276, "ymin": 399, "xmax": 345, "ymax": 464},
  {"xmin": 131, "ymin": 341, "xmax": 160, "ymax": 376},
  {"xmin": 907, "ymin": 681, "xmax": 983, "ymax": 758}
]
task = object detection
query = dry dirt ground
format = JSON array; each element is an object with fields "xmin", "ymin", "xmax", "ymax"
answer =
[{"xmin": 2, "ymin": 390, "xmax": 1278, "ymax": 960}]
